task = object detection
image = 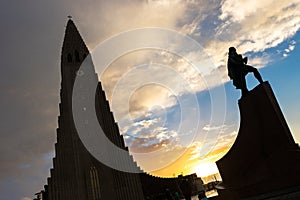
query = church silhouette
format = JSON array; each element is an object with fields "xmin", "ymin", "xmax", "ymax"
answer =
[{"xmin": 35, "ymin": 19, "xmax": 204, "ymax": 200}]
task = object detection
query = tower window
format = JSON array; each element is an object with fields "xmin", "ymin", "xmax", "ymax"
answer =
[
  {"xmin": 90, "ymin": 166, "xmax": 101, "ymax": 200},
  {"xmin": 75, "ymin": 50, "xmax": 80, "ymax": 62},
  {"xmin": 67, "ymin": 53, "xmax": 72, "ymax": 63}
]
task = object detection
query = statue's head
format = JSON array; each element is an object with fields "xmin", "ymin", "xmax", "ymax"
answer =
[{"xmin": 229, "ymin": 47, "xmax": 236, "ymax": 53}]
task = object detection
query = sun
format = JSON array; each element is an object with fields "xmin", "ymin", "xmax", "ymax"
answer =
[{"xmin": 193, "ymin": 162, "xmax": 219, "ymax": 177}]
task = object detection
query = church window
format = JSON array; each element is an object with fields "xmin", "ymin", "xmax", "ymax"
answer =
[
  {"xmin": 90, "ymin": 166, "xmax": 101, "ymax": 200},
  {"xmin": 75, "ymin": 50, "xmax": 80, "ymax": 62}
]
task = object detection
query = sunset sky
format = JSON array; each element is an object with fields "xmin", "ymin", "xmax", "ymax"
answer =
[{"xmin": 1, "ymin": 0, "xmax": 300, "ymax": 200}]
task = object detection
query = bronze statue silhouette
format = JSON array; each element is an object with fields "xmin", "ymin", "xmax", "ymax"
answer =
[{"xmin": 227, "ymin": 47, "xmax": 263, "ymax": 96}]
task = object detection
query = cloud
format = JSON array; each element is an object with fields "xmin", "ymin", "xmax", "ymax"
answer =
[
  {"xmin": 203, "ymin": 124, "xmax": 226, "ymax": 131},
  {"xmin": 213, "ymin": 130, "xmax": 237, "ymax": 150},
  {"xmin": 187, "ymin": 124, "xmax": 237, "ymax": 160},
  {"xmin": 123, "ymin": 106, "xmax": 237, "ymax": 174},
  {"xmin": 283, "ymin": 40, "xmax": 297, "ymax": 57},
  {"xmin": 217, "ymin": 0, "xmax": 300, "ymax": 52},
  {"xmin": 72, "ymin": 0, "xmax": 189, "ymax": 48},
  {"xmin": 101, "ymin": 49, "xmax": 212, "ymax": 122},
  {"xmin": 177, "ymin": 0, "xmax": 300, "ymax": 74},
  {"xmin": 220, "ymin": 0, "xmax": 273, "ymax": 22},
  {"xmin": 123, "ymin": 116, "xmax": 178, "ymax": 152},
  {"xmin": 122, "ymin": 115, "xmax": 190, "ymax": 173}
]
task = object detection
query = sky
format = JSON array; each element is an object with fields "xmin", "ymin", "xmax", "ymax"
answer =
[{"xmin": 0, "ymin": 0, "xmax": 300, "ymax": 200}]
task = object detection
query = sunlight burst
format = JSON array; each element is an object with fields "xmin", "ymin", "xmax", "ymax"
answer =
[{"xmin": 193, "ymin": 162, "xmax": 219, "ymax": 177}]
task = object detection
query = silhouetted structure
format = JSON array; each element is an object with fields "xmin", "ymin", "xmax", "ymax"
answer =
[
  {"xmin": 227, "ymin": 47, "xmax": 263, "ymax": 96},
  {"xmin": 45, "ymin": 19, "xmax": 145, "ymax": 200},
  {"xmin": 36, "ymin": 19, "xmax": 205, "ymax": 200},
  {"xmin": 214, "ymin": 82, "xmax": 300, "ymax": 199}
]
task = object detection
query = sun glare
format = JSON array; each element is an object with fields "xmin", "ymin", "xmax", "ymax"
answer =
[{"xmin": 193, "ymin": 162, "xmax": 219, "ymax": 177}]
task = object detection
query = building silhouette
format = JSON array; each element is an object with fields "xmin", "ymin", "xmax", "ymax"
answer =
[
  {"xmin": 213, "ymin": 82, "xmax": 300, "ymax": 199},
  {"xmin": 36, "ymin": 19, "xmax": 205, "ymax": 200}
]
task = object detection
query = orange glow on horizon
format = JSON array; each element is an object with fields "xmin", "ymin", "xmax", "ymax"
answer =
[
  {"xmin": 145, "ymin": 145, "xmax": 232, "ymax": 178},
  {"xmin": 192, "ymin": 162, "xmax": 219, "ymax": 177}
]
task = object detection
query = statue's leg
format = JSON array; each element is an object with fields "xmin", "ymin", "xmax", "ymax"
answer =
[
  {"xmin": 242, "ymin": 88, "xmax": 249, "ymax": 96},
  {"xmin": 240, "ymin": 74, "xmax": 248, "ymax": 96},
  {"xmin": 245, "ymin": 65, "xmax": 263, "ymax": 83}
]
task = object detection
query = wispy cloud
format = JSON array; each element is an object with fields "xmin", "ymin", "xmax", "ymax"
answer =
[
  {"xmin": 213, "ymin": 1, "xmax": 300, "ymax": 54},
  {"xmin": 283, "ymin": 40, "xmax": 297, "ymax": 57}
]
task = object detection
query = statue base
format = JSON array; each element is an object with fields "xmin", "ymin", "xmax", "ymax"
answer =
[{"xmin": 215, "ymin": 82, "xmax": 300, "ymax": 199}]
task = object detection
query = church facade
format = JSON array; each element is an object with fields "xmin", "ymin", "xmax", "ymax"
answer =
[{"xmin": 35, "ymin": 19, "xmax": 204, "ymax": 200}]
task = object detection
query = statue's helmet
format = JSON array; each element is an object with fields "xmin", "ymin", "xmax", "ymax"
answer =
[{"xmin": 229, "ymin": 47, "xmax": 236, "ymax": 53}]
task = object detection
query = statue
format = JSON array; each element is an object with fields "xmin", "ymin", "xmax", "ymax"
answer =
[{"xmin": 227, "ymin": 47, "xmax": 263, "ymax": 96}]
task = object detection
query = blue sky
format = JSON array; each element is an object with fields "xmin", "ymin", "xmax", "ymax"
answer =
[
  {"xmin": 0, "ymin": 0, "xmax": 300, "ymax": 200},
  {"xmin": 259, "ymin": 34, "xmax": 300, "ymax": 141}
]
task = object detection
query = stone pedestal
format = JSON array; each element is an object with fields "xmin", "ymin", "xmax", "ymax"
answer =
[{"xmin": 216, "ymin": 82, "xmax": 300, "ymax": 199}]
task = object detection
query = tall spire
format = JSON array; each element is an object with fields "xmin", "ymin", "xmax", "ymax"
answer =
[
  {"xmin": 62, "ymin": 19, "xmax": 89, "ymax": 60},
  {"xmin": 61, "ymin": 19, "xmax": 90, "ymax": 89},
  {"xmin": 59, "ymin": 19, "xmax": 93, "ymax": 111}
]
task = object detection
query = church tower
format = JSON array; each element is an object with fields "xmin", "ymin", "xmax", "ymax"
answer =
[
  {"xmin": 37, "ymin": 19, "xmax": 202, "ymax": 200},
  {"xmin": 45, "ymin": 19, "xmax": 145, "ymax": 200}
]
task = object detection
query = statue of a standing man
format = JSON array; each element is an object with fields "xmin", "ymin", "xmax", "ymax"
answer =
[{"xmin": 227, "ymin": 47, "xmax": 264, "ymax": 96}]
